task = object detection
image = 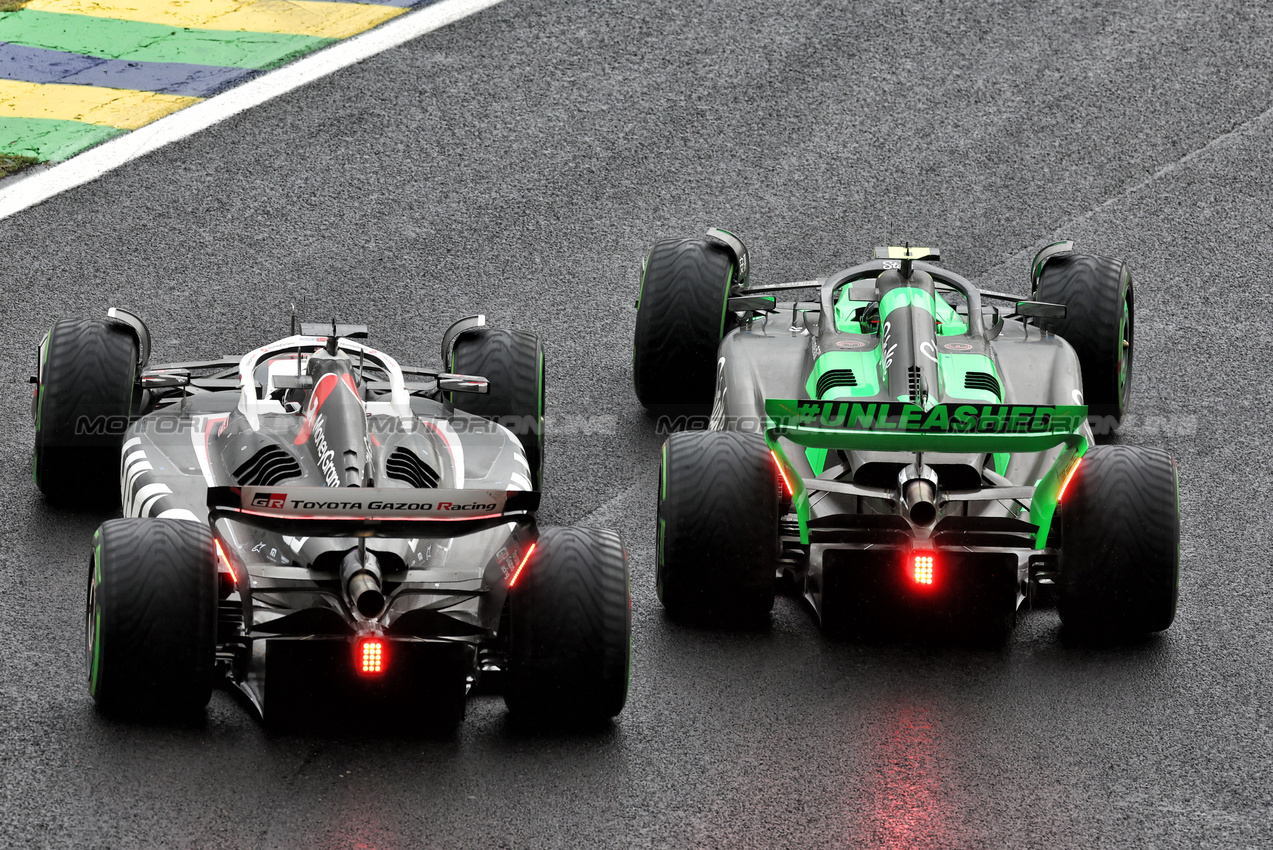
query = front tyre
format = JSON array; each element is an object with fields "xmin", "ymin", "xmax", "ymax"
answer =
[
  {"xmin": 450, "ymin": 328, "xmax": 545, "ymax": 489},
  {"xmin": 1033, "ymin": 252, "xmax": 1133, "ymax": 430},
  {"xmin": 632, "ymin": 238, "xmax": 735, "ymax": 408},
  {"xmin": 34, "ymin": 318, "xmax": 139, "ymax": 507},
  {"xmin": 87, "ymin": 519, "xmax": 217, "ymax": 717},
  {"xmin": 1057, "ymin": 446, "xmax": 1180, "ymax": 638},
  {"xmin": 657, "ymin": 431, "xmax": 778, "ymax": 622},
  {"xmin": 505, "ymin": 527, "xmax": 630, "ymax": 721}
]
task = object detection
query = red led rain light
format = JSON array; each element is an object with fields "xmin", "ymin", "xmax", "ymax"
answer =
[
  {"xmin": 770, "ymin": 450, "xmax": 794, "ymax": 497},
  {"xmin": 1057, "ymin": 457, "xmax": 1083, "ymax": 502},
  {"xmin": 508, "ymin": 543, "xmax": 537, "ymax": 588},
  {"xmin": 357, "ymin": 638, "xmax": 385, "ymax": 675},
  {"xmin": 912, "ymin": 551, "xmax": 936, "ymax": 586},
  {"xmin": 214, "ymin": 538, "xmax": 238, "ymax": 584}
]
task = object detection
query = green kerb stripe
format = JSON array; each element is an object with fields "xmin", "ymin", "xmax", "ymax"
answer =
[
  {"xmin": 0, "ymin": 117, "xmax": 126, "ymax": 160},
  {"xmin": 0, "ymin": 10, "xmax": 333, "ymax": 70}
]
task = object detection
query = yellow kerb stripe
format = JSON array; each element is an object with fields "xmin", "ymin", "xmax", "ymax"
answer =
[
  {"xmin": 0, "ymin": 79, "xmax": 200, "ymax": 129},
  {"xmin": 22, "ymin": 0, "xmax": 407, "ymax": 39}
]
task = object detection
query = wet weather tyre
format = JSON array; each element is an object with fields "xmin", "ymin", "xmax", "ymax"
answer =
[
  {"xmin": 633, "ymin": 238, "xmax": 735, "ymax": 408},
  {"xmin": 87, "ymin": 518, "xmax": 217, "ymax": 717},
  {"xmin": 657, "ymin": 431, "xmax": 778, "ymax": 622},
  {"xmin": 505, "ymin": 527, "xmax": 631, "ymax": 721},
  {"xmin": 34, "ymin": 318, "xmax": 138, "ymax": 508},
  {"xmin": 450, "ymin": 328, "xmax": 544, "ymax": 489},
  {"xmin": 1057, "ymin": 446, "xmax": 1179, "ymax": 638},
  {"xmin": 1033, "ymin": 253, "xmax": 1133, "ymax": 430}
]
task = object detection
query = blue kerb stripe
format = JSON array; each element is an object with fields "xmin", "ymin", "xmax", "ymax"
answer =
[{"xmin": 0, "ymin": 42, "xmax": 260, "ymax": 97}]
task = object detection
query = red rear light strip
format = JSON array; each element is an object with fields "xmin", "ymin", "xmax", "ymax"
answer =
[
  {"xmin": 1057, "ymin": 457, "xmax": 1083, "ymax": 502},
  {"xmin": 214, "ymin": 538, "xmax": 238, "ymax": 584},
  {"xmin": 508, "ymin": 542, "xmax": 537, "ymax": 587},
  {"xmin": 770, "ymin": 450, "xmax": 794, "ymax": 497}
]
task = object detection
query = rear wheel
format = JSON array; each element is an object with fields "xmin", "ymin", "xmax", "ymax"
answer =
[
  {"xmin": 657, "ymin": 431, "xmax": 778, "ymax": 622},
  {"xmin": 1057, "ymin": 446, "xmax": 1179, "ymax": 638},
  {"xmin": 1033, "ymin": 252, "xmax": 1133, "ymax": 431},
  {"xmin": 505, "ymin": 527, "xmax": 630, "ymax": 721},
  {"xmin": 87, "ymin": 519, "xmax": 217, "ymax": 717},
  {"xmin": 633, "ymin": 238, "xmax": 735, "ymax": 408},
  {"xmin": 450, "ymin": 328, "xmax": 544, "ymax": 489},
  {"xmin": 34, "ymin": 318, "xmax": 138, "ymax": 507}
]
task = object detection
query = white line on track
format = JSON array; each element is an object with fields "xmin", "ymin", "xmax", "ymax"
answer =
[{"xmin": 0, "ymin": 0, "xmax": 504, "ymax": 222}]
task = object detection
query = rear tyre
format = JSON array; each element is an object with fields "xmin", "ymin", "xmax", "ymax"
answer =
[
  {"xmin": 1057, "ymin": 446, "xmax": 1179, "ymax": 638},
  {"xmin": 34, "ymin": 318, "xmax": 139, "ymax": 508},
  {"xmin": 87, "ymin": 519, "xmax": 217, "ymax": 717},
  {"xmin": 450, "ymin": 328, "xmax": 545, "ymax": 489},
  {"xmin": 1033, "ymin": 252, "xmax": 1133, "ymax": 431},
  {"xmin": 633, "ymin": 238, "xmax": 735, "ymax": 408},
  {"xmin": 657, "ymin": 431, "xmax": 778, "ymax": 622},
  {"xmin": 505, "ymin": 527, "xmax": 630, "ymax": 721}
]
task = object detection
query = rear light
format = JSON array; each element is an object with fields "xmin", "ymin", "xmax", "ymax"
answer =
[
  {"xmin": 911, "ymin": 550, "xmax": 936, "ymax": 586},
  {"xmin": 770, "ymin": 450, "xmax": 794, "ymax": 498},
  {"xmin": 1057, "ymin": 457, "xmax": 1083, "ymax": 502},
  {"xmin": 357, "ymin": 637, "xmax": 385, "ymax": 675},
  {"xmin": 508, "ymin": 542, "xmax": 537, "ymax": 588},
  {"xmin": 214, "ymin": 538, "xmax": 238, "ymax": 585}
]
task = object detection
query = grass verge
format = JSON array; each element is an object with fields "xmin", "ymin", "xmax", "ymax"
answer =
[{"xmin": 1, "ymin": 154, "xmax": 41, "ymax": 178}]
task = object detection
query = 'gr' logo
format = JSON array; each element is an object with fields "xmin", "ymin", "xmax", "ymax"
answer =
[{"xmin": 252, "ymin": 493, "xmax": 286, "ymax": 508}]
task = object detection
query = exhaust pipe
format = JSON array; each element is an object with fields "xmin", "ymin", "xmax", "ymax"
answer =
[
  {"xmin": 348, "ymin": 571, "xmax": 385, "ymax": 618},
  {"xmin": 899, "ymin": 462, "xmax": 940, "ymax": 526},
  {"xmin": 341, "ymin": 548, "xmax": 384, "ymax": 618},
  {"xmin": 902, "ymin": 478, "xmax": 938, "ymax": 526}
]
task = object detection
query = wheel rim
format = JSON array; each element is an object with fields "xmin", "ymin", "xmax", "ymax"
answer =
[
  {"xmin": 86, "ymin": 564, "xmax": 100, "ymax": 694},
  {"xmin": 1117, "ymin": 296, "xmax": 1131, "ymax": 406}
]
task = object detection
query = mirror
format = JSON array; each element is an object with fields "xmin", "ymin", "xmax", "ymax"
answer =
[
  {"xmin": 727, "ymin": 295, "xmax": 776, "ymax": 312},
  {"xmin": 1015, "ymin": 301, "xmax": 1067, "ymax": 320},
  {"xmin": 437, "ymin": 373, "xmax": 489, "ymax": 394}
]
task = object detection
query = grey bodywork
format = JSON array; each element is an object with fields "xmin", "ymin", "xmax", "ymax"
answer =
[{"xmin": 120, "ymin": 334, "xmax": 535, "ymax": 714}]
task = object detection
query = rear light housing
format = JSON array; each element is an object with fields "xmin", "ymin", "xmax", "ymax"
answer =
[
  {"xmin": 356, "ymin": 637, "xmax": 386, "ymax": 675},
  {"xmin": 911, "ymin": 550, "xmax": 936, "ymax": 586}
]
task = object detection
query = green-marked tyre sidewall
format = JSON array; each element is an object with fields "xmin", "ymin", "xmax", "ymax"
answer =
[
  {"xmin": 87, "ymin": 529, "xmax": 104, "ymax": 698},
  {"xmin": 632, "ymin": 238, "xmax": 735, "ymax": 408}
]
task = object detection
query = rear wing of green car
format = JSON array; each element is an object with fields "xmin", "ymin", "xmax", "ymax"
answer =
[{"xmin": 763, "ymin": 399, "xmax": 1089, "ymax": 547}]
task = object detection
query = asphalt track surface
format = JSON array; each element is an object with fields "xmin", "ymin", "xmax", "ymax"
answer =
[{"xmin": 1, "ymin": 0, "xmax": 1271, "ymax": 847}]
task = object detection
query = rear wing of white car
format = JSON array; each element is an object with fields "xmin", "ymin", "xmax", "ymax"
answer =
[{"xmin": 207, "ymin": 486, "xmax": 538, "ymax": 536}]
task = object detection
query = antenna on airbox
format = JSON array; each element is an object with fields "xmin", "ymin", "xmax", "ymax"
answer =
[
  {"xmin": 326, "ymin": 318, "xmax": 340, "ymax": 356},
  {"xmin": 901, "ymin": 241, "xmax": 913, "ymax": 279}
]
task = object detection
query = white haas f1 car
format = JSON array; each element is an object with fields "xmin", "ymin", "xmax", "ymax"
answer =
[{"xmin": 32, "ymin": 311, "xmax": 629, "ymax": 724}]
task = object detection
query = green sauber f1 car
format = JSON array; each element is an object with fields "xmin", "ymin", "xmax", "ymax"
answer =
[{"xmin": 632, "ymin": 230, "xmax": 1179, "ymax": 639}]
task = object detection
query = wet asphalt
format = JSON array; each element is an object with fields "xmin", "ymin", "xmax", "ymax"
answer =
[{"xmin": 1, "ymin": 0, "xmax": 1271, "ymax": 847}]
